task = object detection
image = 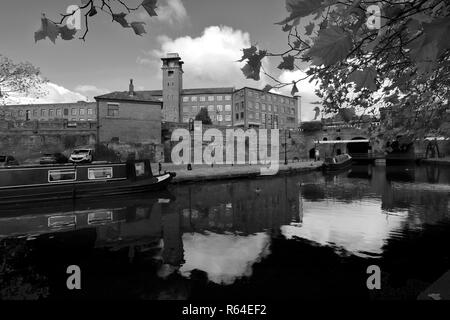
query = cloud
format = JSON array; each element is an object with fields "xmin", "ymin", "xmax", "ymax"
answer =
[
  {"xmin": 138, "ymin": 0, "xmax": 188, "ymax": 24},
  {"xmin": 4, "ymin": 82, "xmax": 88, "ymax": 105},
  {"xmin": 74, "ymin": 84, "xmax": 109, "ymax": 100},
  {"xmin": 180, "ymin": 232, "xmax": 270, "ymax": 285},
  {"xmin": 140, "ymin": 25, "xmax": 269, "ymax": 89},
  {"xmin": 276, "ymin": 70, "xmax": 321, "ymax": 121}
]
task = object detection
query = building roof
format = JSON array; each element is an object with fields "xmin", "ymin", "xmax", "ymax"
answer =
[
  {"xmin": 94, "ymin": 91, "xmax": 163, "ymax": 103},
  {"xmin": 140, "ymin": 87, "xmax": 235, "ymax": 97}
]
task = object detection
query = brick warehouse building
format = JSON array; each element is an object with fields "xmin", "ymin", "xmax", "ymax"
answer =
[{"xmin": 106, "ymin": 52, "xmax": 301, "ymax": 129}]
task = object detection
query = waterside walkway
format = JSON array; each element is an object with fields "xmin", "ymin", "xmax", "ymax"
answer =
[
  {"xmin": 421, "ymin": 157, "xmax": 450, "ymax": 166},
  {"xmin": 152, "ymin": 160, "xmax": 323, "ymax": 184}
]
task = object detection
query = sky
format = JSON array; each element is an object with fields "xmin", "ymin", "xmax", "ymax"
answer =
[{"xmin": 0, "ymin": 0, "xmax": 320, "ymax": 120}]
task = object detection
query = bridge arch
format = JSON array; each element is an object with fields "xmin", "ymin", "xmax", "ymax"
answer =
[{"xmin": 347, "ymin": 137, "xmax": 370, "ymax": 156}]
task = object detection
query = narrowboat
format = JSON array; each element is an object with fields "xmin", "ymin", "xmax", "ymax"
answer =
[
  {"xmin": 322, "ymin": 153, "xmax": 353, "ymax": 171},
  {"xmin": 0, "ymin": 159, "xmax": 176, "ymax": 205}
]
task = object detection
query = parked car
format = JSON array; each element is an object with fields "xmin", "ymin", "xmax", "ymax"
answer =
[
  {"xmin": 39, "ymin": 153, "xmax": 69, "ymax": 165},
  {"xmin": 69, "ymin": 148, "xmax": 93, "ymax": 163},
  {"xmin": 0, "ymin": 155, "xmax": 19, "ymax": 167}
]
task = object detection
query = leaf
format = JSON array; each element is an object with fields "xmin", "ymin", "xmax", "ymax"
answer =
[
  {"xmin": 241, "ymin": 50, "xmax": 266, "ymax": 81},
  {"xmin": 112, "ymin": 13, "xmax": 130, "ymax": 28},
  {"xmin": 276, "ymin": 0, "xmax": 325, "ymax": 25},
  {"xmin": 307, "ymin": 26, "xmax": 352, "ymax": 66},
  {"xmin": 238, "ymin": 46, "xmax": 258, "ymax": 62},
  {"xmin": 262, "ymin": 85, "xmax": 273, "ymax": 92},
  {"xmin": 58, "ymin": 25, "xmax": 77, "ymax": 40},
  {"xmin": 406, "ymin": 18, "xmax": 450, "ymax": 67},
  {"xmin": 142, "ymin": 0, "xmax": 158, "ymax": 17},
  {"xmin": 130, "ymin": 22, "xmax": 146, "ymax": 36},
  {"xmin": 277, "ymin": 55, "xmax": 295, "ymax": 70},
  {"xmin": 291, "ymin": 82, "xmax": 299, "ymax": 96},
  {"xmin": 282, "ymin": 24, "xmax": 293, "ymax": 32},
  {"xmin": 34, "ymin": 15, "xmax": 59, "ymax": 43},
  {"xmin": 346, "ymin": 67, "xmax": 377, "ymax": 91},
  {"xmin": 304, "ymin": 21, "xmax": 315, "ymax": 35}
]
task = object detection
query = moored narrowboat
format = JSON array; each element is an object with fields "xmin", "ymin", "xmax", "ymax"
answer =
[
  {"xmin": 0, "ymin": 159, "xmax": 176, "ymax": 205},
  {"xmin": 322, "ymin": 154, "xmax": 353, "ymax": 172}
]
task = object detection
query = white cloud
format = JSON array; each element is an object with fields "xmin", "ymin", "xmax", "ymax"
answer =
[
  {"xmin": 276, "ymin": 70, "xmax": 322, "ymax": 121},
  {"xmin": 4, "ymin": 82, "xmax": 88, "ymax": 105},
  {"xmin": 142, "ymin": 25, "xmax": 269, "ymax": 89},
  {"xmin": 74, "ymin": 84, "xmax": 109, "ymax": 100},
  {"xmin": 180, "ymin": 232, "xmax": 270, "ymax": 285},
  {"xmin": 138, "ymin": 0, "xmax": 188, "ymax": 24}
]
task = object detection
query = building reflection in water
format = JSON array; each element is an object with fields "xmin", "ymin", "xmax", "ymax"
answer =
[{"xmin": 0, "ymin": 165, "xmax": 449, "ymax": 299}]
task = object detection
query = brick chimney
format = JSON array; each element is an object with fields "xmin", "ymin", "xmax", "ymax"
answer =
[{"xmin": 129, "ymin": 79, "xmax": 134, "ymax": 96}]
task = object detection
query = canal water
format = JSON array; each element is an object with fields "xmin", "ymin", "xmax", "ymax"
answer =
[{"xmin": 0, "ymin": 164, "xmax": 449, "ymax": 300}]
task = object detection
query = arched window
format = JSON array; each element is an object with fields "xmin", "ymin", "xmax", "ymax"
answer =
[
  {"xmin": 336, "ymin": 137, "xmax": 341, "ymax": 140},
  {"xmin": 323, "ymin": 137, "xmax": 328, "ymax": 141}
]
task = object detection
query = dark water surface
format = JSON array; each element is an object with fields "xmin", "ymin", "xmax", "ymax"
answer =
[{"xmin": 0, "ymin": 164, "xmax": 449, "ymax": 300}]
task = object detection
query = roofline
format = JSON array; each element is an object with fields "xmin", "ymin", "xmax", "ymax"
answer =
[
  {"xmin": 2, "ymin": 101, "xmax": 95, "ymax": 107},
  {"xmin": 235, "ymin": 86, "xmax": 301, "ymax": 99},
  {"xmin": 94, "ymin": 96, "xmax": 163, "ymax": 105}
]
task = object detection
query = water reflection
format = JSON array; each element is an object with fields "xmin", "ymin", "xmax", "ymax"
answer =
[{"xmin": 0, "ymin": 164, "xmax": 449, "ymax": 299}]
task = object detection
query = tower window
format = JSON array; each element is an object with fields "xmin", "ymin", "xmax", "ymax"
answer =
[{"xmin": 168, "ymin": 70, "xmax": 174, "ymax": 77}]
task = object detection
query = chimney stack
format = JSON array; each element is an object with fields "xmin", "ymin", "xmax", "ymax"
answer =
[{"xmin": 129, "ymin": 79, "xmax": 134, "ymax": 96}]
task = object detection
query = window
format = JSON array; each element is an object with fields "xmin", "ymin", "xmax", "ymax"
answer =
[
  {"xmin": 33, "ymin": 110, "xmax": 38, "ymax": 117},
  {"xmin": 200, "ymin": 96, "xmax": 206, "ymax": 102},
  {"xmin": 207, "ymin": 105, "xmax": 214, "ymax": 112},
  {"xmin": 71, "ymin": 108, "xmax": 77, "ymax": 116},
  {"xmin": 256, "ymin": 112, "xmax": 260, "ymax": 119},
  {"xmin": 268, "ymin": 104, "xmax": 272, "ymax": 112},
  {"xmin": 217, "ymin": 95, "xmax": 223, "ymax": 101},
  {"xmin": 25, "ymin": 110, "xmax": 30, "ymax": 121},
  {"xmin": 240, "ymin": 112, "xmax": 244, "ymax": 119},
  {"xmin": 225, "ymin": 95, "xmax": 231, "ymax": 101},
  {"xmin": 64, "ymin": 108, "xmax": 69, "ymax": 116},
  {"xmin": 248, "ymin": 101, "xmax": 253, "ymax": 109},
  {"xmin": 208, "ymin": 96, "xmax": 214, "ymax": 101},
  {"xmin": 192, "ymin": 106, "xmax": 198, "ymax": 113},
  {"xmin": 88, "ymin": 167, "xmax": 113, "ymax": 180},
  {"xmin": 183, "ymin": 97, "xmax": 189, "ymax": 102},
  {"xmin": 217, "ymin": 114, "xmax": 223, "ymax": 121},
  {"xmin": 247, "ymin": 90, "xmax": 253, "ymax": 97},
  {"xmin": 135, "ymin": 162, "xmax": 146, "ymax": 177},
  {"xmin": 48, "ymin": 169, "xmax": 76, "ymax": 182},
  {"xmin": 87, "ymin": 108, "xmax": 93, "ymax": 115},
  {"xmin": 225, "ymin": 114, "xmax": 231, "ymax": 121},
  {"xmin": 183, "ymin": 106, "xmax": 190, "ymax": 112},
  {"xmin": 262, "ymin": 103, "xmax": 266, "ymax": 111},
  {"xmin": 235, "ymin": 103, "xmax": 239, "ymax": 111},
  {"xmin": 80, "ymin": 109, "xmax": 85, "ymax": 115},
  {"xmin": 49, "ymin": 109, "xmax": 54, "ymax": 117},
  {"xmin": 225, "ymin": 104, "xmax": 231, "ymax": 112},
  {"xmin": 19, "ymin": 110, "xmax": 24, "ymax": 117},
  {"xmin": 191, "ymin": 96, "xmax": 197, "ymax": 102},
  {"xmin": 183, "ymin": 116, "xmax": 189, "ymax": 123},
  {"xmin": 217, "ymin": 105, "xmax": 223, "ymax": 112},
  {"xmin": 274, "ymin": 105, "xmax": 278, "ymax": 113},
  {"xmin": 249, "ymin": 113, "xmax": 254, "ymax": 119},
  {"xmin": 255, "ymin": 102, "xmax": 260, "ymax": 110},
  {"xmin": 107, "ymin": 103, "xmax": 119, "ymax": 117},
  {"xmin": 56, "ymin": 109, "xmax": 62, "ymax": 116},
  {"xmin": 168, "ymin": 70, "xmax": 174, "ymax": 77},
  {"xmin": 41, "ymin": 109, "xmax": 47, "ymax": 117},
  {"xmin": 210, "ymin": 114, "xmax": 215, "ymax": 121},
  {"xmin": 236, "ymin": 113, "xmax": 239, "ymax": 120}
]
